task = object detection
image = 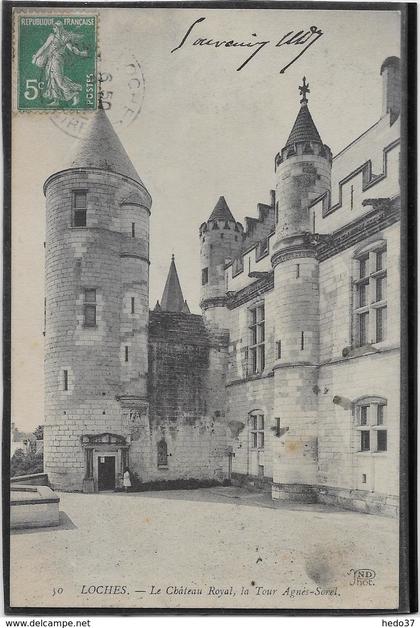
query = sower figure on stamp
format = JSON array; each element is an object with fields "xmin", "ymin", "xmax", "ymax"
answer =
[
  {"xmin": 32, "ymin": 20, "xmax": 88, "ymax": 106},
  {"xmin": 123, "ymin": 467, "xmax": 132, "ymax": 493}
]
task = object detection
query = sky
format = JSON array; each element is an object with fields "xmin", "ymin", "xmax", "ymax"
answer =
[{"xmin": 11, "ymin": 7, "xmax": 401, "ymax": 430}]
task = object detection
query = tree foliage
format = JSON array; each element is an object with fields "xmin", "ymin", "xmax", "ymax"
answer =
[
  {"xmin": 33, "ymin": 425, "xmax": 44, "ymax": 440},
  {"xmin": 11, "ymin": 448, "xmax": 43, "ymax": 477}
]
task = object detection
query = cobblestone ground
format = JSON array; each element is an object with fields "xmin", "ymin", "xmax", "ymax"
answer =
[{"xmin": 10, "ymin": 487, "xmax": 399, "ymax": 610}]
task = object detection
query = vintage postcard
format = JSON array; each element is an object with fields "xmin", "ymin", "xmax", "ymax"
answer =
[{"xmin": 4, "ymin": 1, "xmax": 416, "ymax": 614}]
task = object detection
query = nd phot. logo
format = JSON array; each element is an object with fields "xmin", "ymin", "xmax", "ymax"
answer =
[{"xmin": 347, "ymin": 568, "xmax": 376, "ymax": 586}]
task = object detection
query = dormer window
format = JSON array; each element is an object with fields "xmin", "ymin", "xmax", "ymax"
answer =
[{"xmin": 72, "ymin": 190, "xmax": 87, "ymax": 227}]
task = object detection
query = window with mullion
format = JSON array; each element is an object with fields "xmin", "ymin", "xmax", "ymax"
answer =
[
  {"xmin": 250, "ymin": 413, "xmax": 264, "ymax": 451},
  {"xmin": 354, "ymin": 245, "xmax": 387, "ymax": 346},
  {"xmin": 72, "ymin": 190, "xmax": 87, "ymax": 227},
  {"xmin": 249, "ymin": 303, "xmax": 265, "ymax": 374},
  {"xmin": 83, "ymin": 288, "xmax": 97, "ymax": 327},
  {"xmin": 356, "ymin": 400, "xmax": 387, "ymax": 453}
]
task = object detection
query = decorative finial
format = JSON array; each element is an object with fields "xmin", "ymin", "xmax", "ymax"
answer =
[
  {"xmin": 171, "ymin": 253, "xmax": 175, "ymax": 262},
  {"xmin": 299, "ymin": 76, "xmax": 310, "ymax": 104}
]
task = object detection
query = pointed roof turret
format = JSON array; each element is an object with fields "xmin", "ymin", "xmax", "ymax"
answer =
[
  {"xmin": 208, "ymin": 196, "xmax": 235, "ymax": 222},
  {"xmin": 285, "ymin": 77, "xmax": 323, "ymax": 147},
  {"xmin": 160, "ymin": 255, "xmax": 186, "ymax": 312},
  {"xmin": 68, "ymin": 108, "xmax": 144, "ymax": 186}
]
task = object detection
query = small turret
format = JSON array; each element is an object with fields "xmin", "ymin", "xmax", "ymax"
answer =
[
  {"xmin": 199, "ymin": 196, "xmax": 243, "ymax": 328},
  {"xmin": 273, "ymin": 77, "xmax": 331, "ymax": 252}
]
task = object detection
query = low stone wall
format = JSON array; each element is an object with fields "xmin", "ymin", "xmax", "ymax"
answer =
[
  {"xmin": 11, "ymin": 485, "xmax": 60, "ymax": 529},
  {"xmin": 316, "ymin": 485, "xmax": 399, "ymax": 517},
  {"xmin": 271, "ymin": 482, "xmax": 398, "ymax": 517},
  {"xmin": 11, "ymin": 473, "xmax": 49, "ymax": 486}
]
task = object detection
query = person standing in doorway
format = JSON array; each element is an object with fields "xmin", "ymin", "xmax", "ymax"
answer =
[{"xmin": 123, "ymin": 467, "xmax": 132, "ymax": 493}]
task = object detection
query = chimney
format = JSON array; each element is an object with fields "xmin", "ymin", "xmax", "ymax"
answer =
[{"xmin": 380, "ymin": 57, "xmax": 400, "ymax": 123}]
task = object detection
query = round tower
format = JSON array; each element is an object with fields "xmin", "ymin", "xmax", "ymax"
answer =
[
  {"xmin": 199, "ymin": 196, "xmax": 243, "ymax": 328},
  {"xmin": 271, "ymin": 78, "xmax": 332, "ymax": 502},
  {"xmin": 43, "ymin": 106, "xmax": 152, "ymax": 492}
]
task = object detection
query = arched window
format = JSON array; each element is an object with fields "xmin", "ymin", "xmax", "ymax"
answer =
[
  {"xmin": 354, "ymin": 396, "xmax": 387, "ymax": 453},
  {"xmin": 353, "ymin": 240, "xmax": 387, "ymax": 346},
  {"xmin": 157, "ymin": 439, "xmax": 168, "ymax": 467}
]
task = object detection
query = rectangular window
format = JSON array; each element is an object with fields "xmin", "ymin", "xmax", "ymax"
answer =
[
  {"xmin": 276, "ymin": 340, "xmax": 282, "ymax": 359},
  {"xmin": 72, "ymin": 190, "xmax": 87, "ymax": 227},
  {"xmin": 358, "ymin": 311, "xmax": 369, "ymax": 346},
  {"xmin": 354, "ymin": 245, "xmax": 387, "ymax": 347},
  {"xmin": 359, "ymin": 254, "xmax": 369, "ymax": 278},
  {"xmin": 275, "ymin": 417, "xmax": 281, "ymax": 437},
  {"xmin": 63, "ymin": 370, "xmax": 68, "ymax": 391},
  {"xmin": 249, "ymin": 304, "xmax": 265, "ymax": 374},
  {"xmin": 361, "ymin": 430, "xmax": 370, "ymax": 451},
  {"xmin": 296, "ymin": 264, "xmax": 300, "ymax": 278},
  {"xmin": 375, "ymin": 276, "xmax": 386, "ymax": 302},
  {"xmin": 360, "ymin": 406, "xmax": 368, "ymax": 426},
  {"xmin": 376, "ymin": 307, "xmax": 387, "ymax": 342},
  {"xmin": 359, "ymin": 281, "xmax": 368, "ymax": 307},
  {"xmin": 376, "ymin": 249, "xmax": 386, "ymax": 271},
  {"xmin": 83, "ymin": 289, "xmax": 96, "ymax": 327},
  {"xmin": 301, "ymin": 331, "xmax": 305, "ymax": 350},
  {"xmin": 201, "ymin": 268, "xmax": 208, "ymax": 285},
  {"xmin": 131, "ymin": 222, "xmax": 135, "ymax": 238},
  {"xmin": 250, "ymin": 414, "xmax": 264, "ymax": 450},
  {"xmin": 131, "ymin": 297, "xmax": 135, "ymax": 314},
  {"xmin": 356, "ymin": 401, "xmax": 387, "ymax": 454},
  {"xmin": 377, "ymin": 430, "xmax": 387, "ymax": 451},
  {"xmin": 125, "ymin": 346, "xmax": 129, "ymax": 362}
]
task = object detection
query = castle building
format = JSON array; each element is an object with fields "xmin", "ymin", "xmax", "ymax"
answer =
[{"xmin": 44, "ymin": 57, "xmax": 400, "ymax": 515}]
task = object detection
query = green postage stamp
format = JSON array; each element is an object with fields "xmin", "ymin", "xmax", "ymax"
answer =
[{"xmin": 17, "ymin": 15, "xmax": 97, "ymax": 110}]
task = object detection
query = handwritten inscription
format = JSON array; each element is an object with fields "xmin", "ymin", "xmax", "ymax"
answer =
[{"xmin": 171, "ymin": 17, "xmax": 323, "ymax": 73}]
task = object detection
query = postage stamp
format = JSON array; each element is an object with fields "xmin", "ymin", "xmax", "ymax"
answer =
[{"xmin": 17, "ymin": 15, "xmax": 97, "ymax": 110}]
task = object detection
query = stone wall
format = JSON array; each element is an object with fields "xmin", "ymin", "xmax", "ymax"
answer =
[{"xmin": 145, "ymin": 311, "xmax": 230, "ymax": 482}]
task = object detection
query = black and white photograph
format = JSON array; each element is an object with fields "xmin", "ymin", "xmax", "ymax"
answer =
[{"xmin": 4, "ymin": 2, "xmax": 416, "ymax": 615}]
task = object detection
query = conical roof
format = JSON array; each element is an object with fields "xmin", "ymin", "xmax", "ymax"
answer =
[
  {"xmin": 285, "ymin": 102, "xmax": 322, "ymax": 147},
  {"xmin": 68, "ymin": 107, "xmax": 144, "ymax": 185},
  {"xmin": 208, "ymin": 196, "xmax": 235, "ymax": 222},
  {"xmin": 160, "ymin": 255, "xmax": 186, "ymax": 313}
]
